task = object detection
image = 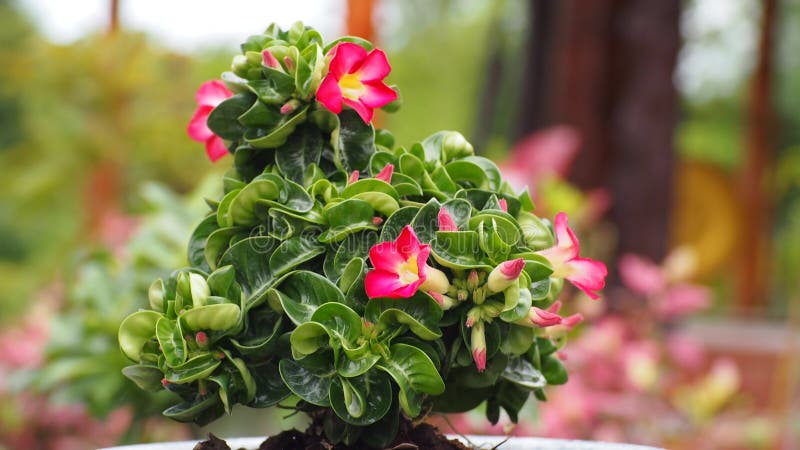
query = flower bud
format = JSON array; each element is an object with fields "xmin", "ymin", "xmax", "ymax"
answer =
[
  {"xmin": 486, "ymin": 259, "xmax": 525, "ymax": 293},
  {"xmin": 498, "ymin": 198, "xmax": 508, "ymax": 212},
  {"xmin": 471, "ymin": 321, "xmax": 487, "ymax": 373},
  {"xmin": 465, "ymin": 306, "xmax": 482, "ymax": 328},
  {"xmin": 231, "ymin": 54, "xmax": 248, "ymax": 75},
  {"xmin": 348, "ymin": 170, "xmax": 359, "ymax": 185},
  {"xmin": 245, "ymin": 51, "xmax": 262, "ymax": 66},
  {"xmin": 262, "ymin": 50, "xmax": 283, "ymax": 70},
  {"xmin": 280, "ymin": 99, "xmax": 301, "ymax": 115},
  {"xmin": 375, "ymin": 164, "xmax": 394, "ymax": 183},
  {"xmin": 195, "ymin": 331, "xmax": 209, "ymax": 349},
  {"xmin": 442, "ymin": 131, "xmax": 474, "ymax": 159},
  {"xmin": 438, "ymin": 208, "xmax": 458, "ymax": 232},
  {"xmin": 372, "ymin": 216, "xmax": 384, "ymax": 226},
  {"xmin": 283, "ymin": 56, "xmax": 295, "ymax": 71},
  {"xmin": 419, "ymin": 265, "xmax": 450, "ymax": 294},
  {"xmin": 457, "ymin": 289, "xmax": 469, "ymax": 302},
  {"xmin": 161, "ymin": 378, "xmax": 169, "ymax": 388},
  {"xmin": 467, "ymin": 270, "xmax": 480, "ymax": 291},
  {"xmin": 528, "ymin": 306, "xmax": 563, "ymax": 327},
  {"xmin": 428, "ymin": 291, "xmax": 457, "ymax": 310}
]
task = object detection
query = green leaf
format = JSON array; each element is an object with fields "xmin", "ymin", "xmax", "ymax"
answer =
[
  {"xmin": 380, "ymin": 206, "xmax": 420, "ymax": 242},
  {"xmin": 179, "ymin": 303, "xmax": 241, "ymax": 332},
  {"xmin": 204, "ymin": 227, "xmax": 249, "ymax": 271},
  {"xmin": 229, "ymin": 177, "xmax": 283, "ymax": 226},
  {"xmin": 365, "ymin": 292, "xmax": 443, "ymax": 340},
  {"xmin": 187, "ymin": 215, "xmax": 217, "ymax": 272},
  {"xmin": 468, "ymin": 212, "xmax": 521, "ymax": 247},
  {"xmin": 219, "ymin": 236, "xmax": 277, "ymax": 307},
  {"xmin": 122, "ymin": 364, "xmax": 163, "ymax": 392},
  {"xmin": 156, "ymin": 318, "xmax": 187, "ymax": 368},
  {"xmin": 337, "ymin": 352, "xmax": 381, "ymax": 378},
  {"xmin": 323, "ymin": 36, "xmax": 374, "ymax": 53},
  {"xmin": 269, "ymin": 235, "xmax": 326, "ymax": 276},
  {"xmin": 432, "ymin": 385, "xmax": 491, "ymax": 414},
  {"xmin": 360, "ymin": 395, "xmax": 400, "ymax": 448},
  {"xmin": 333, "ymin": 110, "xmax": 375, "ymax": 172},
  {"xmin": 275, "ymin": 270, "xmax": 345, "ymax": 325},
  {"xmin": 249, "ymin": 361, "xmax": 292, "ymax": 407},
  {"xmin": 329, "ymin": 371, "xmax": 393, "ymax": 425},
  {"xmin": 411, "ymin": 199, "xmax": 441, "ymax": 244},
  {"xmin": 207, "ymin": 265, "xmax": 242, "ymax": 301},
  {"xmin": 119, "ymin": 310, "xmax": 162, "ymax": 361},
  {"xmin": 445, "ymin": 160, "xmax": 490, "ymax": 189},
  {"xmin": 230, "ymin": 307, "xmax": 283, "ymax": 358},
  {"xmin": 247, "ymin": 69, "xmax": 295, "ymax": 104},
  {"xmin": 207, "ymin": 93, "xmax": 254, "ymax": 140},
  {"xmin": 319, "ymin": 199, "xmax": 377, "ymax": 243},
  {"xmin": 162, "ymin": 395, "xmax": 225, "ymax": 426},
  {"xmin": 279, "ymin": 358, "xmax": 333, "ymax": 406},
  {"xmin": 542, "ymin": 355, "xmax": 568, "ymax": 385},
  {"xmin": 500, "ymin": 325, "xmax": 536, "ymax": 356},
  {"xmin": 149, "ymin": 279, "xmax": 165, "ymax": 313},
  {"xmin": 501, "ymin": 357, "xmax": 546, "ymax": 389},
  {"xmin": 431, "ymin": 231, "xmax": 489, "ymax": 270},
  {"xmin": 500, "ymin": 286, "xmax": 532, "ymax": 322},
  {"xmin": 290, "ymin": 322, "xmax": 331, "ymax": 358},
  {"xmin": 460, "ymin": 156, "xmax": 502, "ymax": 190},
  {"xmin": 517, "ymin": 211, "xmax": 555, "ymax": 250},
  {"xmin": 164, "ymin": 353, "xmax": 221, "ymax": 384},
  {"xmin": 275, "ymin": 124, "xmax": 324, "ymax": 185},
  {"xmin": 244, "ymin": 105, "xmax": 309, "ymax": 149},
  {"xmin": 309, "ymin": 302, "xmax": 363, "ymax": 347},
  {"xmin": 376, "ymin": 343, "xmax": 445, "ymax": 417}
]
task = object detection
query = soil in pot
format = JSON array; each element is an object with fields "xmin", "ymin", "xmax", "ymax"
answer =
[{"xmin": 194, "ymin": 416, "xmax": 468, "ymax": 450}]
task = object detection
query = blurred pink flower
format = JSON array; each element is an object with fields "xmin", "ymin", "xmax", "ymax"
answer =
[
  {"xmin": 618, "ymin": 254, "xmax": 665, "ymax": 296},
  {"xmin": 187, "ymin": 80, "xmax": 232, "ymax": 162},
  {"xmin": 653, "ymin": 284, "xmax": 711, "ymax": 320}
]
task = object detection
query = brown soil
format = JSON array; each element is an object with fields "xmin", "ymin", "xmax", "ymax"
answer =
[{"xmin": 194, "ymin": 418, "xmax": 469, "ymax": 450}]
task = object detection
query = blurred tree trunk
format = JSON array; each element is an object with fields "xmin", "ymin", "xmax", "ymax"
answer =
[
  {"xmin": 738, "ymin": 0, "xmax": 777, "ymax": 314},
  {"xmin": 346, "ymin": 0, "xmax": 375, "ymax": 42},
  {"xmin": 517, "ymin": 0, "xmax": 680, "ymax": 264}
]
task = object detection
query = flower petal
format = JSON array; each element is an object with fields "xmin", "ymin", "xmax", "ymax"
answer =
[
  {"xmin": 566, "ymin": 257, "xmax": 608, "ymax": 299},
  {"xmin": 196, "ymin": 80, "xmax": 232, "ymax": 107},
  {"xmin": 395, "ymin": 226, "xmax": 422, "ymax": 258},
  {"xmin": 187, "ymin": 105, "xmax": 214, "ymax": 142},
  {"xmin": 369, "ymin": 241, "xmax": 405, "ymax": 272},
  {"xmin": 343, "ymin": 98, "xmax": 374, "ymax": 123},
  {"xmin": 358, "ymin": 49, "xmax": 391, "ymax": 82},
  {"xmin": 553, "ymin": 212, "xmax": 580, "ymax": 256},
  {"xmin": 328, "ymin": 42, "xmax": 367, "ymax": 78},
  {"xmin": 365, "ymin": 269, "xmax": 422, "ymax": 299},
  {"xmin": 375, "ymin": 164, "xmax": 394, "ymax": 183},
  {"xmin": 360, "ymin": 81, "xmax": 398, "ymax": 108},
  {"xmin": 316, "ymin": 74, "xmax": 343, "ymax": 114},
  {"xmin": 205, "ymin": 136, "xmax": 228, "ymax": 162}
]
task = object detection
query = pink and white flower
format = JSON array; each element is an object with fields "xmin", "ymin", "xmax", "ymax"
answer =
[
  {"xmin": 187, "ymin": 80, "xmax": 233, "ymax": 162},
  {"xmin": 365, "ymin": 225, "xmax": 449, "ymax": 299},
  {"xmin": 537, "ymin": 212, "xmax": 607, "ymax": 299},
  {"xmin": 486, "ymin": 258, "xmax": 525, "ymax": 293},
  {"xmin": 316, "ymin": 43, "xmax": 398, "ymax": 123}
]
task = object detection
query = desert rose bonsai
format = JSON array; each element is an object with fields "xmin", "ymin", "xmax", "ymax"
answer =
[{"xmin": 118, "ymin": 22, "xmax": 607, "ymax": 449}]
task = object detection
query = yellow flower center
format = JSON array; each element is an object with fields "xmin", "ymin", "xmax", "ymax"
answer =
[
  {"xmin": 338, "ymin": 73, "xmax": 365, "ymax": 100},
  {"xmin": 397, "ymin": 255, "xmax": 420, "ymax": 285}
]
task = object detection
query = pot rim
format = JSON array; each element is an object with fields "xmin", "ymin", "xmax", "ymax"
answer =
[{"xmin": 98, "ymin": 435, "xmax": 664, "ymax": 450}]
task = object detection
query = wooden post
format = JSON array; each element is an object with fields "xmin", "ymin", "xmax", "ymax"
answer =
[
  {"xmin": 346, "ymin": 0, "xmax": 375, "ymax": 42},
  {"xmin": 738, "ymin": 0, "xmax": 777, "ymax": 314},
  {"xmin": 109, "ymin": 0, "xmax": 120, "ymax": 35}
]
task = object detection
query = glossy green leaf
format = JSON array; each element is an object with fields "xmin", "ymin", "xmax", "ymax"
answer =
[
  {"xmin": 337, "ymin": 352, "xmax": 381, "ymax": 378},
  {"xmin": 411, "ymin": 199, "xmax": 441, "ymax": 244},
  {"xmin": 249, "ymin": 361, "xmax": 292, "ymax": 407},
  {"xmin": 469, "ymin": 212, "xmax": 521, "ymax": 247},
  {"xmin": 365, "ymin": 292, "xmax": 443, "ymax": 340},
  {"xmin": 164, "ymin": 353, "xmax": 221, "ymax": 384},
  {"xmin": 187, "ymin": 215, "xmax": 217, "ymax": 272},
  {"xmin": 329, "ymin": 371, "xmax": 392, "ymax": 425},
  {"xmin": 119, "ymin": 310, "xmax": 162, "ymax": 361},
  {"xmin": 333, "ymin": 110, "xmax": 375, "ymax": 172},
  {"xmin": 319, "ymin": 199, "xmax": 376, "ymax": 243},
  {"xmin": 156, "ymin": 318, "xmax": 187, "ymax": 368},
  {"xmin": 206, "ymin": 265, "xmax": 242, "ymax": 301},
  {"xmin": 431, "ymin": 231, "xmax": 489, "ymax": 270},
  {"xmin": 501, "ymin": 356, "xmax": 546, "ymax": 389},
  {"xmin": 517, "ymin": 211, "xmax": 555, "ymax": 250},
  {"xmin": 460, "ymin": 156, "xmax": 502, "ymax": 190},
  {"xmin": 274, "ymin": 270, "xmax": 345, "ymax": 325},
  {"xmin": 246, "ymin": 68, "xmax": 295, "ymax": 104},
  {"xmin": 445, "ymin": 159, "xmax": 490, "ymax": 189},
  {"xmin": 219, "ymin": 236, "xmax": 277, "ymax": 307},
  {"xmin": 542, "ymin": 355, "xmax": 568, "ymax": 385},
  {"xmin": 244, "ymin": 105, "xmax": 308, "ymax": 148},
  {"xmin": 162, "ymin": 395, "xmax": 224, "ymax": 426},
  {"xmin": 500, "ymin": 287, "xmax": 533, "ymax": 322},
  {"xmin": 376, "ymin": 343, "xmax": 445, "ymax": 417},
  {"xmin": 275, "ymin": 124, "xmax": 324, "ymax": 185},
  {"xmin": 230, "ymin": 307, "xmax": 283, "ymax": 357},
  {"xmin": 180, "ymin": 303, "xmax": 241, "ymax": 331},
  {"xmin": 379, "ymin": 206, "xmax": 420, "ymax": 242},
  {"xmin": 279, "ymin": 358, "xmax": 333, "ymax": 406},
  {"xmin": 148, "ymin": 279, "xmax": 165, "ymax": 313},
  {"xmin": 122, "ymin": 364, "xmax": 163, "ymax": 392},
  {"xmin": 290, "ymin": 322, "xmax": 329, "ymax": 358},
  {"xmin": 269, "ymin": 235, "xmax": 325, "ymax": 276},
  {"xmin": 229, "ymin": 177, "xmax": 283, "ymax": 226},
  {"xmin": 207, "ymin": 93, "xmax": 253, "ymax": 140},
  {"xmin": 204, "ymin": 227, "xmax": 249, "ymax": 271}
]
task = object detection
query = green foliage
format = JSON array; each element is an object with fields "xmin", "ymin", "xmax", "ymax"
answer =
[{"xmin": 119, "ymin": 22, "xmax": 570, "ymax": 447}]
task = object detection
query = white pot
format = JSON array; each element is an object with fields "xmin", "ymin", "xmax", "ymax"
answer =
[{"xmin": 99, "ymin": 436, "xmax": 664, "ymax": 450}]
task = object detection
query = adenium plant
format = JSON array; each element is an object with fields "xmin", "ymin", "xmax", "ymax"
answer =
[{"xmin": 118, "ymin": 22, "xmax": 607, "ymax": 448}]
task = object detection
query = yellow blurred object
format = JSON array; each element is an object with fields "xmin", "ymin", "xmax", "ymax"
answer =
[{"xmin": 670, "ymin": 161, "xmax": 741, "ymax": 280}]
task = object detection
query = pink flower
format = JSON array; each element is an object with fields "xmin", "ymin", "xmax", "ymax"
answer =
[
  {"xmin": 316, "ymin": 43, "xmax": 398, "ymax": 123},
  {"xmin": 365, "ymin": 226, "xmax": 436, "ymax": 298},
  {"xmin": 438, "ymin": 207, "xmax": 458, "ymax": 232},
  {"xmin": 618, "ymin": 254, "xmax": 665, "ymax": 296},
  {"xmin": 498, "ymin": 198, "xmax": 508, "ymax": 212},
  {"xmin": 375, "ymin": 164, "xmax": 394, "ymax": 183},
  {"xmin": 187, "ymin": 80, "xmax": 233, "ymax": 162},
  {"xmin": 537, "ymin": 212, "xmax": 607, "ymax": 299}
]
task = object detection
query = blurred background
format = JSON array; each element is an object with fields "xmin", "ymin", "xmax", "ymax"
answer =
[{"xmin": 0, "ymin": 0, "xmax": 799, "ymax": 448}]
